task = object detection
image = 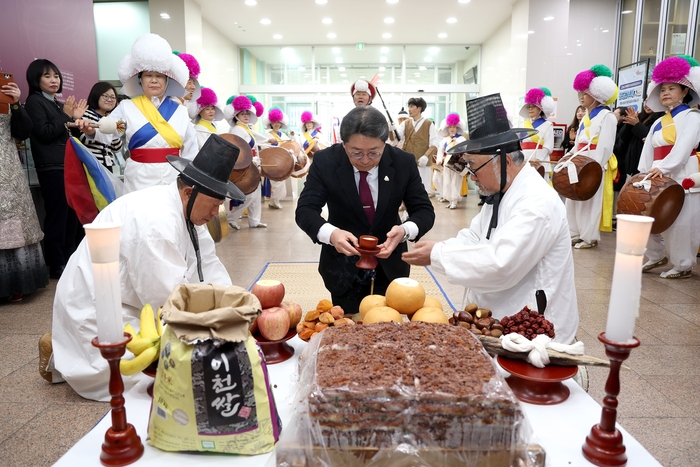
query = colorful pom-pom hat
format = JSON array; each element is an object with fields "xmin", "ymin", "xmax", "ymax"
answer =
[
  {"xmin": 300, "ymin": 111, "xmax": 321, "ymax": 131},
  {"xmin": 519, "ymin": 87, "xmax": 556, "ymax": 119},
  {"xmin": 572, "ymin": 64, "xmax": 619, "ymax": 106},
  {"xmin": 438, "ymin": 113, "xmax": 466, "ymax": 137},
  {"xmin": 646, "ymin": 55, "xmax": 700, "ymax": 112},
  {"xmin": 187, "ymin": 87, "xmax": 224, "ymax": 121},
  {"xmin": 351, "ymin": 79, "xmax": 376, "ymax": 103},
  {"xmin": 223, "ymin": 95, "xmax": 258, "ymax": 126},
  {"xmin": 117, "ymin": 34, "xmax": 189, "ymax": 98},
  {"xmin": 173, "ymin": 51, "xmax": 202, "ymax": 100},
  {"xmin": 262, "ymin": 107, "xmax": 289, "ymax": 130}
]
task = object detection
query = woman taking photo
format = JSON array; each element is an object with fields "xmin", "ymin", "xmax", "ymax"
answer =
[{"xmin": 24, "ymin": 59, "xmax": 87, "ymax": 279}]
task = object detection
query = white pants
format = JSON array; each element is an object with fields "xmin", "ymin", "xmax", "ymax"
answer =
[
  {"xmin": 269, "ymin": 180, "xmax": 286, "ymax": 206},
  {"xmin": 227, "ymin": 184, "xmax": 263, "ymax": 227},
  {"xmin": 418, "ymin": 166, "xmax": 433, "ymax": 194},
  {"xmin": 432, "ymin": 168, "xmax": 443, "ymax": 198},
  {"xmin": 644, "ymin": 192, "xmax": 700, "ymax": 271},
  {"xmin": 123, "ymin": 159, "xmax": 178, "ymax": 193},
  {"xmin": 566, "ymin": 181, "xmax": 604, "ymax": 244},
  {"xmin": 442, "ymin": 168, "xmax": 463, "ymax": 204}
]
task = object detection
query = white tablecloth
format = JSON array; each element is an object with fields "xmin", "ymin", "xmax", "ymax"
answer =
[{"xmin": 55, "ymin": 337, "xmax": 661, "ymax": 467}]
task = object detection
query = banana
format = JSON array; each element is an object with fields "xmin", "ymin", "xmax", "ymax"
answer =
[
  {"xmin": 139, "ymin": 303, "xmax": 159, "ymax": 339},
  {"xmin": 124, "ymin": 323, "xmax": 137, "ymax": 338},
  {"xmin": 156, "ymin": 306, "xmax": 163, "ymax": 337},
  {"xmin": 120, "ymin": 343, "xmax": 159, "ymax": 376},
  {"xmin": 126, "ymin": 335, "xmax": 160, "ymax": 356}
]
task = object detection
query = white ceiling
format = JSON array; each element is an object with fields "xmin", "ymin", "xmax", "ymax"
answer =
[{"xmin": 195, "ymin": 0, "xmax": 517, "ymax": 47}]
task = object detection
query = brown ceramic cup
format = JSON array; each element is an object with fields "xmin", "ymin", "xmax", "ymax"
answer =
[{"xmin": 359, "ymin": 235, "xmax": 378, "ymax": 250}]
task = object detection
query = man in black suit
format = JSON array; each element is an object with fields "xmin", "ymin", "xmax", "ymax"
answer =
[{"xmin": 295, "ymin": 106, "xmax": 435, "ymax": 314}]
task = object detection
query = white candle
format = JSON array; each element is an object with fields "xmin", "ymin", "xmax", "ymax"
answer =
[
  {"xmin": 604, "ymin": 215, "xmax": 653, "ymax": 343},
  {"xmin": 84, "ymin": 223, "xmax": 123, "ymax": 344}
]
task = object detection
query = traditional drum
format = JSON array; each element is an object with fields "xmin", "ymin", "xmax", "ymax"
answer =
[
  {"xmin": 206, "ymin": 204, "xmax": 228, "ymax": 242},
  {"xmin": 282, "ymin": 141, "xmax": 305, "ymax": 172},
  {"xmin": 552, "ymin": 154, "xmax": 602, "ymax": 201},
  {"xmin": 445, "ymin": 152, "xmax": 467, "ymax": 174},
  {"xmin": 536, "ymin": 165, "xmax": 546, "ymax": 178},
  {"xmin": 291, "ymin": 152, "xmax": 311, "ymax": 178},
  {"xmin": 259, "ymin": 147, "xmax": 295, "ymax": 181},
  {"xmin": 617, "ymin": 173, "xmax": 685, "ymax": 235},
  {"xmin": 230, "ymin": 163, "xmax": 260, "ymax": 195},
  {"xmin": 219, "ymin": 133, "xmax": 253, "ymax": 170}
]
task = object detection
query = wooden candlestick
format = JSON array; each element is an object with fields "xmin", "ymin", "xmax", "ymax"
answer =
[
  {"xmin": 581, "ymin": 332, "xmax": 640, "ymax": 467},
  {"xmin": 92, "ymin": 334, "xmax": 144, "ymax": 466}
]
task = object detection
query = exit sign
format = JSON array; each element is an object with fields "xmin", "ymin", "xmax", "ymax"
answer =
[{"xmin": 356, "ymin": 43, "xmax": 365, "ymax": 50}]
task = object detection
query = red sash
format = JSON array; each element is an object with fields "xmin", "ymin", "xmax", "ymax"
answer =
[
  {"xmin": 577, "ymin": 143, "xmax": 597, "ymax": 151},
  {"xmin": 130, "ymin": 148, "xmax": 180, "ymax": 163},
  {"xmin": 521, "ymin": 141, "xmax": 538, "ymax": 150},
  {"xmin": 653, "ymin": 145, "xmax": 695, "ymax": 161}
]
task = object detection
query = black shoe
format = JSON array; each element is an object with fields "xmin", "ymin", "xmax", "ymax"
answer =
[{"xmin": 49, "ymin": 265, "xmax": 65, "ymax": 280}]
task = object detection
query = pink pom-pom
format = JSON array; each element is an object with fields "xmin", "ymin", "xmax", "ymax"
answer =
[
  {"xmin": 682, "ymin": 177, "xmax": 696, "ymax": 190},
  {"xmin": 652, "ymin": 56, "xmax": 691, "ymax": 85},
  {"xmin": 177, "ymin": 53, "xmax": 200, "ymax": 79},
  {"xmin": 573, "ymin": 70, "xmax": 596, "ymax": 92},
  {"xmin": 446, "ymin": 113, "xmax": 460, "ymax": 126},
  {"xmin": 268, "ymin": 108, "xmax": 284, "ymax": 123},
  {"xmin": 232, "ymin": 95, "xmax": 252, "ymax": 112},
  {"xmin": 253, "ymin": 101, "xmax": 264, "ymax": 117},
  {"xmin": 524, "ymin": 88, "xmax": 545, "ymax": 106},
  {"xmin": 196, "ymin": 87, "xmax": 218, "ymax": 108},
  {"xmin": 301, "ymin": 111, "xmax": 313, "ymax": 123}
]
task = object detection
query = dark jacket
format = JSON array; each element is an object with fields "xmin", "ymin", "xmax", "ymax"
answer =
[
  {"xmin": 24, "ymin": 92, "xmax": 73, "ymax": 170},
  {"xmin": 10, "ymin": 103, "xmax": 33, "ymax": 140},
  {"xmin": 296, "ymin": 143, "xmax": 435, "ymax": 297},
  {"xmin": 616, "ymin": 111, "xmax": 665, "ymax": 177}
]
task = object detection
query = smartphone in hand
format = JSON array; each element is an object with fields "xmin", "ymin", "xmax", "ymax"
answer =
[{"xmin": 0, "ymin": 73, "xmax": 15, "ymax": 104}]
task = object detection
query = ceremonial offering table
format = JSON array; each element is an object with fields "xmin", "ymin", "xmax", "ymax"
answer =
[{"xmin": 55, "ymin": 336, "xmax": 661, "ymax": 467}]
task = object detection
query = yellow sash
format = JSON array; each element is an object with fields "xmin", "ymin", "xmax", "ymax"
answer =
[
  {"xmin": 303, "ymin": 132, "xmax": 316, "ymax": 155},
  {"xmin": 236, "ymin": 123, "xmax": 256, "ymax": 143},
  {"xmin": 582, "ymin": 109, "xmax": 616, "ymax": 231},
  {"xmin": 196, "ymin": 120, "xmax": 217, "ymax": 133},
  {"xmin": 269, "ymin": 131, "xmax": 285, "ymax": 143},
  {"xmin": 131, "ymin": 95, "xmax": 183, "ymax": 148},
  {"xmin": 523, "ymin": 119, "xmax": 541, "ymax": 144},
  {"xmin": 660, "ymin": 111, "xmax": 676, "ymax": 144}
]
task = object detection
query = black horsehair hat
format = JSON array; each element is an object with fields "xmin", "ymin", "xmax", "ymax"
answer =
[
  {"xmin": 447, "ymin": 93, "xmax": 538, "ymax": 156},
  {"xmin": 167, "ymin": 135, "xmax": 246, "ymax": 201}
]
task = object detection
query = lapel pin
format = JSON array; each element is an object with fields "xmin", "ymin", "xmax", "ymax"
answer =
[{"xmin": 384, "ymin": 176, "xmax": 390, "ymax": 181}]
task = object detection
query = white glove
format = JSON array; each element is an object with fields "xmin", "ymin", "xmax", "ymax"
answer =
[
  {"xmin": 418, "ymin": 155, "xmax": 429, "ymax": 168},
  {"xmin": 388, "ymin": 123, "xmax": 396, "ymax": 132},
  {"xmin": 253, "ymin": 156, "xmax": 261, "ymax": 168}
]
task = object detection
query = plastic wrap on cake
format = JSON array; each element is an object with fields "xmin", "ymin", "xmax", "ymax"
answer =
[{"xmin": 276, "ymin": 322, "xmax": 545, "ymax": 467}]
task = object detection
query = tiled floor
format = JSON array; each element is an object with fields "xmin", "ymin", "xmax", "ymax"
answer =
[{"xmin": 1, "ymin": 191, "xmax": 697, "ymax": 466}]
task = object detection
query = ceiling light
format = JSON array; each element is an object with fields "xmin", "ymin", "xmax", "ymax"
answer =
[
  {"xmin": 438, "ymin": 33, "xmax": 447, "ymax": 38},
  {"xmin": 384, "ymin": 17, "xmax": 395, "ymax": 23},
  {"xmin": 577, "ymin": 43, "xmax": 582, "ymax": 46},
  {"xmin": 234, "ymin": 21, "xmax": 238, "ymax": 24},
  {"xmin": 245, "ymin": 0, "xmax": 257, "ymax": 5},
  {"xmin": 424, "ymin": 57, "xmax": 432, "ymax": 62},
  {"xmin": 446, "ymin": 17, "xmax": 457, "ymax": 23},
  {"xmin": 359, "ymin": 75, "xmax": 366, "ymax": 79},
  {"xmin": 458, "ymin": 0, "xmax": 471, "ymax": 3},
  {"xmin": 338, "ymin": 66, "xmax": 345, "ymax": 71},
  {"xmin": 414, "ymin": 72, "xmax": 421, "ymax": 76},
  {"xmin": 567, "ymin": 52, "xmax": 573, "ymax": 55},
  {"xmin": 543, "ymin": 16, "xmax": 554, "ymax": 21},
  {"xmin": 298, "ymin": 66, "xmax": 306, "ymax": 71},
  {"xmin": 160, "ymin": 13, "xmax": 170, "ymax": 19},
  {"xmin": 315, "ymin": 0, "xmax": 328, "ymax": 3},
  {"xmin": 327, "ymin": 32, "xmax": 336, "ymax": 38},
  {"xmin": 397, "ymin": 75, "xmax": 402, "ymax": 79},
  {"xmin": 379, "ymin": 66, "xmax": 386, "ymax": 71},
  {"xmin": 527, "ymin": 30, "xmax": 534, "ymax": 34},
  {"xmin": 378, "ymin": 73, "xmax": 384, "ymax": 77},
  {"xmin": 428, "ymin": 47, "xmax": 439, "ymax": 54},
  {"xmin": 381, "ymin": 46, "xmax": 389, "ymax": 53},
  {"xmin": 382, "ymin": 33, "xmax": 392, "ymax": 38},
  {"xmin": 322, "ymin": 17, "xmax": 332, "ymax": 24},
  {"xmin": 621, "ymin": 10, "xmax": 633, "ymax": 14},
  {"xmin": 340, "ymin": 73, "xmax": 347, "ymax": 77},
  {"xmin": 260, "ymin": 18, "xmax": 271, "ymax": 25},
  {"xmin": 602, "ymin": 29, "xmax": 609, "ymax": 33},
  {"xmin": 408, "ymin": 79, "xmax": 417, "ymax": 83},
  {"xmin": 273, "ymin": 34, "xmax": 282, "ymax": 39},
  {"xmin": 387, "ymin": 0, "xmax": 399, "ymax": 3},
  {"xmin": 419, "ymin": 66, "xmax": 427, "ymax": 70},
  {"xmin": 332, "ymin": 47, "xmax": 340, "ymax": 53}
]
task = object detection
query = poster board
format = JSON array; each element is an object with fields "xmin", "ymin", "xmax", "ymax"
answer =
[{"xmin": 617, "ymin": 60, "xmax": 650, "ymax": 111}]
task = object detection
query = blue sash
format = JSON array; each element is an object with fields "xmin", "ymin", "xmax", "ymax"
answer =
[
  {"xmin": 129, "ymin": 98, "xmax": 180, "ymax": 150},
  {"xmin": 579, "ymin": 107, "xmax": 604, "ymax": 132},
  {"xmin": 653, "ymin": 104, "xmax": 689, "ymax": 132}
]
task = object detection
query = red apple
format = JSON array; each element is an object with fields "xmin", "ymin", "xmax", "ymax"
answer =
[
  {"xmin": 280, "ymin": 300, "xmax": 303, "ymax": 329},
  {"xmin": 257, "ymin": 306, "xmax": 290, "ymax": 341},
  {"xmin": 251, "ymin": 280, "xmax": 286, "ymax": 309},
  {"xmin": 249, "ymin": 317, "xmax": 259, "ymax": 335}
]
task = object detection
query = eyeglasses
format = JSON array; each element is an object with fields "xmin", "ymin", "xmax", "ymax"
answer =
[
  {"xmin": 101, "ymin": 94, "xmax": 117, "ymax": 102},
  {"xmin": 344, "ymin": 145, "xmax": 384, "ymax": 160},
  {"xmin": 465, "ymin": 154, "xmax": 499, "ymax": 177}
]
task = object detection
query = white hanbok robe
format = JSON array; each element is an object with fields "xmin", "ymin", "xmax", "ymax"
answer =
[
  {"xmin": 52, "ymin": 182, "xmax": 231, "ymax": 401},
  {"xmin": 564, "ymin": 107, "xmax": 616, "ymax": 244},
  {"xmin": 193, "ymin": 119, "xmax": 219, "ymax": 149},
  {"xmin": 266, "ymin": 130, "xmax": 291, "ymax": 206},
  {"xmin": 430, "ymin": 164, "xmax": 578, "ymax": 344},
  {"xmin": 227, "ymin": 124, "xmax": 267, "ymax": 227},
  {"xmin": 110, "ymin": 97, "xmax": 198, "ymax": 193},
  {"xmin": 437, "ymin": 134, "xmax": 468, "ymax": 204},
  {"xmin": 638, "ymin": 107, "xmax": 700, "ymax": 271},
  {"xmin": 522, "ymin": 119, "xmax": 554, "ymax": 183}
]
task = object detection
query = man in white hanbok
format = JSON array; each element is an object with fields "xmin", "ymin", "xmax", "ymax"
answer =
[
  {"xmin": 44, "ymin": 136, "xmax": 246, "ymax": 401},
  {"xmin": 403, "ymin": 94, "xmax": 578, "ymax": 345}
]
